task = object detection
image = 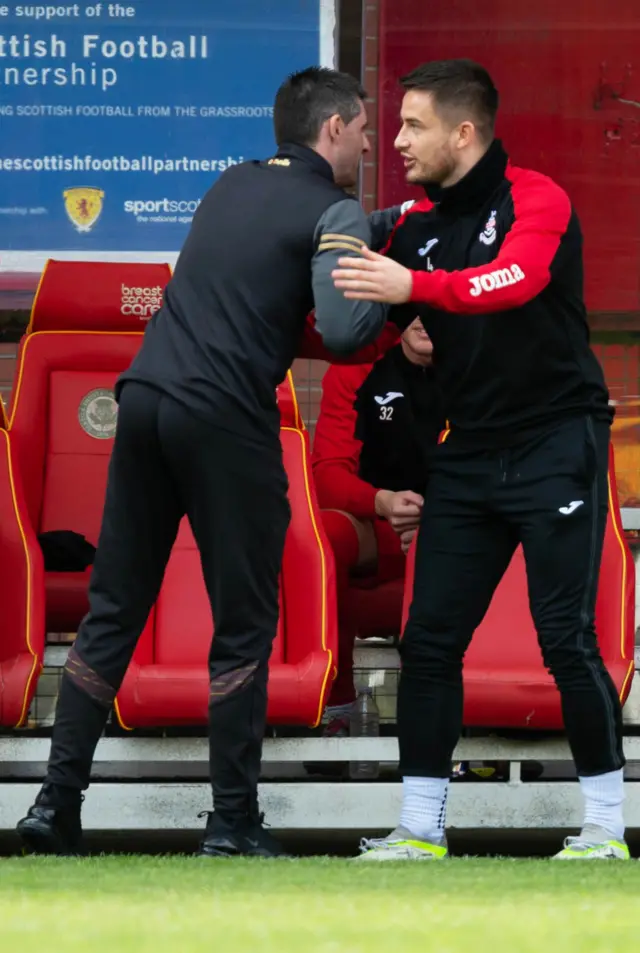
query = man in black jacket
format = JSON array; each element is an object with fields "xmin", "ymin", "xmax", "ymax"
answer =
[
  {"xmin": 17, "ymin": 67, "xmax": 404, "ymax": 859},
  {"xmin": 334, "ymin": 59, "xmax": 628, "ymax": 861}
]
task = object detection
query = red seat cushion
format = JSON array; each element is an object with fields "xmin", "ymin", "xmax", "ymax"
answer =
[
  {"xmin": 401, "ymin": 448, "xmax": 635, "ymax": 729},
  {"xmin": 116, "ymin": 427, "xmax": 336, "ymax": 728}
]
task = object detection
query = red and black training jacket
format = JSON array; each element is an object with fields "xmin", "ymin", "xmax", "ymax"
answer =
[{"xmin": 384, "ymin": 139, "xmax": 613, "ymax": 448}]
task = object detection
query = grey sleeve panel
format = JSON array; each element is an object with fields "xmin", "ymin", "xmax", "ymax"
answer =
[
  {"xmin": 368, "ymin": 200, "xmax": 417, "ymax": 251},
  {"xmin": 311, "ymin": 198, "xmax": 388, "ymax": 354}
]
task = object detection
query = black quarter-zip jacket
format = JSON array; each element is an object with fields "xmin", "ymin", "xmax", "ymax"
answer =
[
  {"xmin": 354, "ymin": 344, "xmax": 445, "ymax": 493},
  {"xmin": 384, "ymin": 140, "xmax": 612, "ymax": 448},
  {"xmin": 117, "ymin": 143, "xmax": 402, "ymax": 444}
]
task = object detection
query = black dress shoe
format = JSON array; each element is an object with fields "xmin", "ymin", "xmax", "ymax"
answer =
[
  {"xmin": 196, "ymin": 810, "xmax": 288, "ymax": 858},
  {"xmin": 16, "ymin": 784, "xmax": 85, "ymax": 856}
]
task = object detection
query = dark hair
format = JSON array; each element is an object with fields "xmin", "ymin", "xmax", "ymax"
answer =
[
  {"xmin": 273, "ymin": 67, "xmax": 367, "ymax": 146},
  {"xmin": 400, "ymin": 59, "xmax": 499, "ymax": 140}
]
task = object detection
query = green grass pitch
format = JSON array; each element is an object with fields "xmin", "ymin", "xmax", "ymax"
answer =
[{"xmin": 2, "ymin": 855, "xmax": 640, "ymax": 952}]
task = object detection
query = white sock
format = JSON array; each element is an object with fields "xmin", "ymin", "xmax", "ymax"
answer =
[
  {"xmin": 399, "ymin": 776, "xmax": 449, "ymax": 842},
  {"xmin": 579, "ymin": 768, "xmax": 625, "ymax": 841}
]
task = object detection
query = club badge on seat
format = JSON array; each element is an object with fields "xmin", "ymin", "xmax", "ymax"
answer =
[{"xmin": 78, "ymin": 388, "xmax": 118, "ymax": 440}]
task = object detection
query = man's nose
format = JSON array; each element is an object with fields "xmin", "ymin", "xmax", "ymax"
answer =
[{"xmin": 394, "ymin": 128, "xmax": 408, "ymax": 151}]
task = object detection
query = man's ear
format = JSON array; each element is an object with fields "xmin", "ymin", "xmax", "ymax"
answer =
[
  {"xmin": 327, "ymin": 113, "xmax": 344, "ymax": 142},
  {"xmin": 456, "ymin": 120, "xmax": 475, "ymax": 149}
]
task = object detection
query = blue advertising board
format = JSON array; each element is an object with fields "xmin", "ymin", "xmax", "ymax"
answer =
[{"xmin": 0, "ymin": 0, "xmax": 334, "ymax": 269}]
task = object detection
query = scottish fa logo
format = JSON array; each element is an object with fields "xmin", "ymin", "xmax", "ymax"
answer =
[
  {"xmin": 479, "ymin": 210, "xmax": 497, "ymax": 246},
  {"xmin": 63, "ymin": 186, "xmax": 104, "ymax": 233}
]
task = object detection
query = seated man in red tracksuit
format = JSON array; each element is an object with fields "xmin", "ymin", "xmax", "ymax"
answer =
[{"xmin": 312, "ymin": 318, "xmax": 445, "ymax": 731}]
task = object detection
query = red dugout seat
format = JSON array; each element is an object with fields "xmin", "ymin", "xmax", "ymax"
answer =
[
  {"xmin": 0, "ymin": 397, "xmax": 46, "ymax": 725},
  {"xmin": 116, "ymin": 424, "xmax": 338, "ymax": 728},
  {"xmin": 8, "ymin": 259, "xmax": 172, "ymax": 632},
  {"xmin": 401, "ymin": 445, "xmax": 635, "ymax": 729}
]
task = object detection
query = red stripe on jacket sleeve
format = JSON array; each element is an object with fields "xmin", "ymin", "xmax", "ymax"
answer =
[
  {"xmin": 311, "ymin": 363, "xmax": 379, "ymax": 519},
  {"xmin": 409, "ymin": 168, "xmax": 572, "ymax": 314},
  {"xmin": 379, "ymin": 197, "xmax": 434, "ymax": 256},
  {"xmin": 298, "ymin": 312, "xmax": 400, "ymax": 362}
]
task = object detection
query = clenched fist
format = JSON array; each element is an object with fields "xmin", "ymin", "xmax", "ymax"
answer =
[{"xmin": 374, "ymin": 488, "xmax": 424, "ymax": 533}]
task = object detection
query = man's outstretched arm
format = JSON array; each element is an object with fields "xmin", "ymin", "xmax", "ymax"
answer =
[{"xmin": 331, "ymin": 176, "xmax": 572, "ymax": 315}]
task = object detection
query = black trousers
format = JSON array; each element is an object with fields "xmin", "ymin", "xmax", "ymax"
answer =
[
  {"xmin": 47, "ymin": 382, "xmax": 290, "ymax": 818},
  {"xmin": 398, "ymin": 414, "xmax": 625, "ymax": 780}
]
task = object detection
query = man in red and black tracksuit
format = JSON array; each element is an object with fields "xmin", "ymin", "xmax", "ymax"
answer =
[
  {"xmin": 334, "ymin": 60, "xmax": 629, "ymax": 861},
  {"xmin": 312, "ymin": 319, "xmax": 444, "ymax": 725},
  {"xmin": 17, "ymin": 67, "xmax": 410, "ymax": 859}
]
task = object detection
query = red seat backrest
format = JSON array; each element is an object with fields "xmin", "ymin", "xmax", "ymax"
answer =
[
  {"xmin": 41, "ymin": 369, "xmax": 124, "ymax": 542},
  {"xmin": 9, "ymin": 260, "xmax": 172, "ymax": 537}
]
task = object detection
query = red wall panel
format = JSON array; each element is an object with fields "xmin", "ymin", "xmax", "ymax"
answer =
[{"xmin": 378, "ymin": 1, "xmax": 640, "ymax": 314}]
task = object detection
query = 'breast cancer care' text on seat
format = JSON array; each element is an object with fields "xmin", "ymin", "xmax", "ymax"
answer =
[
  {"xmin": 8, "ymin": 259, "xmax": 172, "ymax": 634},
  {"xmin": 401, "ymin": 444, "xmax": 635, "ymax": 729},
  {"xmin": 116, "ymin": 422, "xmax": 338, "ymax": 728}
]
